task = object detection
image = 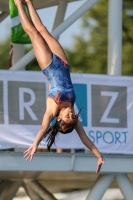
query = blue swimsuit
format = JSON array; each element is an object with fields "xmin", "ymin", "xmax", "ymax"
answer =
[{"xmin": 42, "ymin": 54, "xmax": 76, "ymax": 107}]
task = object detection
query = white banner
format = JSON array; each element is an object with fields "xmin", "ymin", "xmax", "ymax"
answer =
[{"xmin": 0, "ymin": 70, "xmax": 133, "ymax": 154}]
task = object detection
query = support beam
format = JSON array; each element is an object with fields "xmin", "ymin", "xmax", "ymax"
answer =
[
  {"xmin": 115, "ymin": 174, "xmax": 133, "ymax": 200},
  {"xmin": 52, "ymin": 0, "xmax": 68, "ymax": 40},
  {"xmin": 52, "ymin": 0, "xmax": 99, "ymax": 38},
  {"xmin": 0, "ymin": 181, "xmax": 8, "ymax": 195},
  {"xmin": 0, "ymin": 12, "xmax": 9, "ymax": 22},
  {"xmin": 10, "ymin": 0, "xmax": 99, "ymax": 71},
  {"xmin": 25, "ymin": 180, "xmax": 57, "ymax": 200},
  {"xmin": 108, "ymin": 0, "xmax": 122, "ymax": 75},
  {"xmin": 86, "ymin": 174, "xmax": 115, "ymax": 200},
  {"xmin": 0, "ymin": 181, "xmax": 22, "ymax": 200},
  {"xmin": 22, "ymin": 181, "xmax": 43, "ymax": 200}
]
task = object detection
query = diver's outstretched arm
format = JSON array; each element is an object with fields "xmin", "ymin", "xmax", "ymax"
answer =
[
  {"xmin": 75, "ymin": 121, "xmax": 105, "ymax": 173},
  {"xmin": 24, "ymin": 109, "xmax": 53, "ymax": 161}
]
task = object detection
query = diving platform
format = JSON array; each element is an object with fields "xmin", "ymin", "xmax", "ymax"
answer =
[{"xmin": 0, "ymin": 152, "xmax": 133, "ymax": 200}]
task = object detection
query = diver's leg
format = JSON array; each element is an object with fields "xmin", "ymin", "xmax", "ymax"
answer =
[
  {"xmin": 14, "ymin": 0, "xmax": 52, "ymax": 70},
  {"xmin": 23, "ymin": 0, "xmax": 68, "ymax": 63}
]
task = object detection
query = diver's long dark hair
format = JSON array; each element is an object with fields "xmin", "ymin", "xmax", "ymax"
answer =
[{"xmin": 43, "ymin": 109, "xmax": 81, "ymax": 151}]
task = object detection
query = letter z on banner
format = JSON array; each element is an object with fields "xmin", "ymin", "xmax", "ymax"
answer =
[{"xmin": 88, "ymin": 76, "xmax": 132, "ymax": 154}]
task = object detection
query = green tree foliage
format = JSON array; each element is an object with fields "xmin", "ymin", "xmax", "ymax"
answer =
[
  {"xmin": 0, "ymin": 37, "xmax": 11, "ymax": 69},
  {"xmin": 122, "ymin": 0, "xmax": 133, "ymax": 75},
  {"xmin": 25, "ymin": 47, "xmax": 40, "ymax": 71},
  {"xmin": 25, "ymin": 58, "xmax": 40, "ymax": 71},
  {"xmin": 0, "ymin": 39, "xmax": 40, "ymax": 70},
  {"xmin": 65, "ymin": 0, "xmax": 133, "ymax": 75}
]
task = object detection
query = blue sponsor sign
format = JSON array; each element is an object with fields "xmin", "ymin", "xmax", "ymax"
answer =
[{"xmin": 73, "ymin": 84, "xmax": 87, "ymax": 127}]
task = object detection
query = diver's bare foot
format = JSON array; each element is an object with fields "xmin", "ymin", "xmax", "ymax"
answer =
[
  {"xmin": 14, "ymin": 0, "xmax": 21, "ymax": 6},
  {"xmin": 21, "ymin": 0, "xmax": 30, "ymax": 6},
  {"xmin": 23, "ymin": 0, "xmax": 31, "ymax": 4},
  {"xmin": 14, "ymin": 0, "xmax": 30, "ymax": 6}
]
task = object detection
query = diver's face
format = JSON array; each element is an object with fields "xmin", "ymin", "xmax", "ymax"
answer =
[{"xmin": 58, "ymin": 107, "xmax": 75, "ymax": 124}]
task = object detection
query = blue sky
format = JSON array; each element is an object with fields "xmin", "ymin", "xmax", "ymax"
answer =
[{"xmin": 0, "ymin": 0, "xmax": 88, "ymax": 48}]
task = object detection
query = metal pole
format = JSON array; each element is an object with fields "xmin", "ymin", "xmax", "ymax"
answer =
[
  {"xmin": 108, "ymin": 0, "xmax": 122, "ymax": 75},
  {"xmin": 10, "ymin": 0, "xmax": 99, "ymax": 71},
  {"xmin": 13, "ymin": 44, "xmax": 25, "ymax": 70},
  {"xmin": 29, "ymin": 180, "xmax": 57, "ymax": 200},
  {"xmin": 115, "ymin": 174, "xmax": 133, "ymax": 200},
  {"xmin": 0, "ymin": 12, "xmax": 9, "ymax": 22},
  {"xmin": 0, "ymin": 181, "xmax": 8, "ymax": 195},
  {"xmin": 0, "ymin": 181, "xmax": 22, "ymax": 200},
  {"xmin": 52, "ymin": 0, "xmax": 68, "ymax": 40},
  {"xmin": 86, "ymin": 174, "xmax": 115, "ymax": 200},
  {"xmin": 22, "ymin": 181, "xmax": 43, "ymax": 200}
]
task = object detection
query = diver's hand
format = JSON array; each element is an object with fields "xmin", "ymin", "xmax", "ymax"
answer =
[
  {"xmin": 23, "ymin": 144, "xmax": 37, "ymax": 162},
  {"xmin": 96, "ymin": 156, "xmax": 105, "ymax": 173}
]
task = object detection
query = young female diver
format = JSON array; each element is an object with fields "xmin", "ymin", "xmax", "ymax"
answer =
[{"xmin": 14, "ymin": 0, "xmax": 105, "ymax": 173}]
